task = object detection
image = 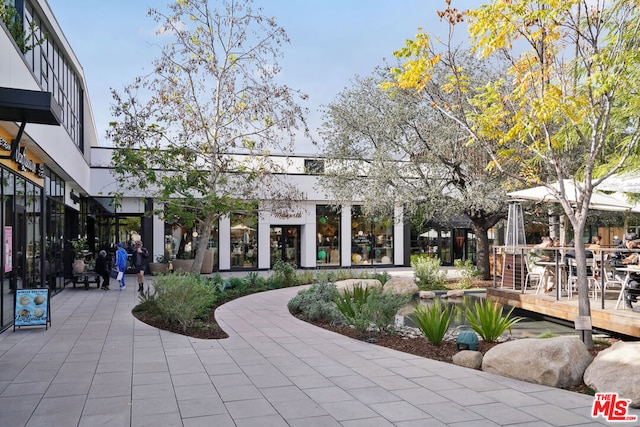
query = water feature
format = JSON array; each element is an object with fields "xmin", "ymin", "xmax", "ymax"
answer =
[{"xmin": 397, "ymin": 291, "xmax": 613, "ymax": 339}]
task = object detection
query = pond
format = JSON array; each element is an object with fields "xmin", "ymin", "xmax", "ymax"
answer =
[{"xmin": 397, "ymin": 291, "xmax": 614, "ymax": 339}]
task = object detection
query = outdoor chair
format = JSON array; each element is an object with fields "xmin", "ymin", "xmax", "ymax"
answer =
[
  {"xmin": 524, "ymin": 256, "xmax": 544, "ymax": 293},
  {"xmin": 602, "ymin": 261, "xmax": 625, "ymax": 306}
]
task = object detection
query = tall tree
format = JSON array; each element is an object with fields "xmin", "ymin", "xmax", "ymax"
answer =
[
  {"xmin": 107, "ymin": 0, "xmax": 309, "ymax": 273},
  {"xmin": 389, "ymin": 0, "xmax": 640, "ymax": 347},
  {"xmin": 321, "ymin": 65, "xmax": 508, "ymax": 279}
]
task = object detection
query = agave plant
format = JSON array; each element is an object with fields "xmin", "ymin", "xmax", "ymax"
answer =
[
  {"xmin": 464, "ymin": 298, "xmax": 523, "ymax": 342},
  {"xmin": 410, "ymin": 299, "xmax": 455, "ymax": 346}
]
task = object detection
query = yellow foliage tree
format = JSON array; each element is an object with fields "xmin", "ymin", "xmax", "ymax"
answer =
[{"xmin": 388, "ymin": 0, "xmax": 640, "ymax": 348}]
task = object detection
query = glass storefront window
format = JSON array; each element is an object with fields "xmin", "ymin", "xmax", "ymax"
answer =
[
  {"xmin": 230, "ymin": 212, "xmax": 257, "ymax": 269},
  {"xmin": 350, "ymin": 206, "xmax": 393, "ymax": 265},
  {"xmin": 316, "ymin": 205, "xmax": 340, "ymax": 266}
]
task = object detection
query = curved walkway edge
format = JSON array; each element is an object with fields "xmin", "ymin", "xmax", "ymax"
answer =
[{"xmin": 0, "ymin": 281, "xmax": 637, "ymax": 426}]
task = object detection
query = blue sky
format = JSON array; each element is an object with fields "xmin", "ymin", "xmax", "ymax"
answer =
[{"xmin": 48, "ymin": 0, "xmax": 476, "ymax": 154}]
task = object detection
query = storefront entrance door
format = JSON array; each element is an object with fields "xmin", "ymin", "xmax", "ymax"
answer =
[
  {"xmin": 13, "ymin": 206, "xmax": 26, "ymax": 290},
  {"xmin": 269, "ymin": 226, "xmax": 300, "ymax": 267}
]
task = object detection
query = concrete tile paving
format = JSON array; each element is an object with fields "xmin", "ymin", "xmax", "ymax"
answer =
[{"xmin": 0, "ymin": 274, "xmax": 637, "ymax": 426}]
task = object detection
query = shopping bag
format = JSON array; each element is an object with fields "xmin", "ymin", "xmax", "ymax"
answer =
[
  {"xmin": 109, "ymin": 269, "xmax": 119, "ymax": 280},
  {"xmin": 116, "ymin": 271, "xmax": 124, "ymax": 281}
]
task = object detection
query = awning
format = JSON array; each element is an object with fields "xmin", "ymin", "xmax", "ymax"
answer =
[
  {"xmin": 507, "ymin": 180, "xmax": 634, "ymax": 212},
  {"xmin": 0, "ymin": 87, "xmax": 62, "ymax": 126}
]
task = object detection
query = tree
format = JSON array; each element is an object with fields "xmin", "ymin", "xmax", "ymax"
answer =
[
  {"xmin": 320, "ymin": 65, "xmax": 508, "ymax": 279},
  {"xmin": 107, "ymin": 0, "xmax": 309, "ymax": 273},
  {"xmin": 389, "ymin": 0, "xmax": 640, "ymax": 347}
]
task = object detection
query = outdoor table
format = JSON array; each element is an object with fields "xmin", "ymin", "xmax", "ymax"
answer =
[
  {"xmin": 535, "ymin": 260, "xmax": 566, "ymax": 297},
  {"xmin": 612, "ymin": 266, "xmax": 640, "ymax": 309}
]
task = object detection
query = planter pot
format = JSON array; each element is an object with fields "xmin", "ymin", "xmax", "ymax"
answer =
[
  {"xmin": 148, "ymin": 263, "xmax": 168, "ymax": 275},
  {"xmin": 172, "ymin": 259, "xmax": 195, "ymax": 273},
  {"xmin": 200, "ymin": 249, "xmax": 215, "ymax": 274},
  {"xmin": 72, "ymin": 259, "xmax": 86, "ymax": 274}
]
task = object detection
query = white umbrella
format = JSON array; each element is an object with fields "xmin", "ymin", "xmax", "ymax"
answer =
[
  {"xmin": 230, "ymin": 224, "xmax": 256, "ymax": 231},
  {"xmin": 507, "ymin": 180, "xmax": 633, "ymax": 212}
]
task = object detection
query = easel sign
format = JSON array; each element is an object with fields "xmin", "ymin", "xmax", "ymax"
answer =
[{"xmin": 14, "ymin": 289, "xmax": 51, "ymax": 330}]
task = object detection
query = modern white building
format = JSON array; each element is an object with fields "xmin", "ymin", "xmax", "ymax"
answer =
[{"xmin": 0, "ymin": 0, "xmax": 480, "ymax": 330}]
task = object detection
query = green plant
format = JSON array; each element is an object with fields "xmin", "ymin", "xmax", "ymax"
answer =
[
  {"xmin": 296, "ymin": 270, "xmax": 315, "ymax": 286},
  {"xmin": 270, "ymin": 260, "xmax": 298, "ymax": 288},
  {"xmin": 411, "ymin": 256, "xmax": 447, "ymax": 290},
  {"xmin": 68, "ymin": 236, "xmax": 88, "ymax": 256},
  {"xmin": 463, "ymin": 297, "xmax": 524, "ymax": 342},
  {"xmin": 364, "ymin": 290, "xmax": 410, "ymax": 332},
  {"xmin": 410, "ymin": 300, "xmax": 455, "ymax": 346},
  {"xmin": 371, "ymin": 270, "xmax": 391, "ymax": 285},
  {"xmin": 153, "ymin": 274, "xmax": 218, "ymax": 332},
  {"xmin": 287, "ymin": 282, "xmax": 343, "ymax": 324},
  {"xmin": 453, "ymin": 259, "xmax": 479, "ymax": 288},
  {"xmin": 334, "ymin": 285, "xmax": 409, "ymax": 334},
  {"xmin": 334, "ymin": 283, "xmax": 370, "ymax": 319},
  {"xmin": 0, "ymin": 3, "xmax": 46, "ymax": 54},
  {"xmin": 155, "ymin": 254, "xmax": 171, "ymax": 263}
]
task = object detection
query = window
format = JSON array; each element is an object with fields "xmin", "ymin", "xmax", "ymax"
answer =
[
  {"xmin": 316, "ymin": 205, "xmax": 340, "ymax": 266},
  {"xmin": 304, "ymin": 159, "xmax": 324, "ymax": 174},
  {"xmin": 350, "ymin": 206, "xmax": 393, "ymax": 265}
]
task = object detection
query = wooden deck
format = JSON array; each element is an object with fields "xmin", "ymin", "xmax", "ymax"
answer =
[{"xmin": 487, "ymin": 285, "xmax": 640, "ymax": 338}]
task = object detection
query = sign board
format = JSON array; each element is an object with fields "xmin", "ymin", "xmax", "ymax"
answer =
[
  {"xmin": 14, "ymin": 289, "xmax": 50, "ymax": 330},
  {"xmin": 574, "ymin": 315, "xmax": 592, "ymax": 331}
]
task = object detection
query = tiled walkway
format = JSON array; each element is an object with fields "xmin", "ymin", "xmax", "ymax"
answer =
[{"xmin": 0, "ymin": 276, "xmax": 637, "ymax": 426}]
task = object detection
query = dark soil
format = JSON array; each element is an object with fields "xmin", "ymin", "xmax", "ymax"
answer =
[{"xmin": 131, "ymin": 277, "xmax": 616, "ymax": 395}]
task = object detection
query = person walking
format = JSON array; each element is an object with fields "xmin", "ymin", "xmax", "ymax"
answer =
[
  {"xmin": 132, "ymin": 241, "xmax": 149, "ymax": 292},
  {"xmin": 115, "ymin": 242, "xmax": 128, "ymax": 290},
  {"xmin": 95, "ymin": 250, "xmax": 110, "ymax": 290}
]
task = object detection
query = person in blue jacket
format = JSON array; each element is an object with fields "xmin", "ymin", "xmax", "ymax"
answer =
[{"xmin": 115, "ymin": 242, "xmax": 128, "ymax": 290}]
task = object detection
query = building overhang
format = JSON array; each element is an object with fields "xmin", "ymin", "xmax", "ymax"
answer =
[
  {"xmin": 0, "ymin": 87, "xmax": 62, "ymax": 126},
  {"xmin": 0, "ymin": 87, "xmax": 62, "ymax": 161}
]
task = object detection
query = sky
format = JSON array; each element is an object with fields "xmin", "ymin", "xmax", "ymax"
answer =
[{"xmin": 47, "ymin": 0, "xmax": 477, "ymax": 155}]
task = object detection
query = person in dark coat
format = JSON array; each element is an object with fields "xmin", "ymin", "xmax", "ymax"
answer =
[
  {"xmin": 95, "ymin": 250, "xmax": 110, "ymax": 290},
  {"xmin": 132, "ymin": 241, "xmax": 149, "ymax": 292}
]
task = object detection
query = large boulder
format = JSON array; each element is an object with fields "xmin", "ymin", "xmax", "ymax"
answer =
[
  {"xmin": 334, "ymin": 279, "xmax": 382, "ymax": 296},
  {"xmin": 481, "ymin": 336, "xmax": 591, "ymax": 388},
  {"xmin": 383, "ymin": 277, "xmax": 418, "ymax": 297},
  {"xmin": 584, "ymin": 341, "xmax": 640, "ymax": 408}
]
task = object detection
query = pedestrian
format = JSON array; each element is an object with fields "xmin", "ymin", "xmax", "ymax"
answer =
[
  {"xmin": 95, "ymin": 250, "xmax": 110, "ymax": 290},
  {"xmin": 132, "ymin": 241, "xmax": 149, "ymax": 292},
  {"xmin": 115, "ymin": 242, "xmax": 128, "ymax": 290}
]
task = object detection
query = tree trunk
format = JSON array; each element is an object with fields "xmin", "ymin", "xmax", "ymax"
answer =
[
  {"xmin": 190, "ymin": 213, "xmax": 215, "ymax": 275},
  {"xmin": 573, "ymin": 232, "xmax": 594, "ymax": 349},
  {"xmin": 472, "ymin": 222, "xmax": 491, "ymax": 280}
]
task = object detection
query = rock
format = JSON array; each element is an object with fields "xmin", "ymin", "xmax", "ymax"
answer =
[
  {"xmin": 584, "ymin": 341, "xmax": 640, "ymax": 408},
  {"xmin": 453, "ymin": 350, "xmax": 483, "ymax": 370},
  {"xmin": 418, "ymin": 290, "xmax": 436, "ymax": 299},
  {"xmin": 446, "ymin": 289, "xmax": 465, "ymax": 298},
  {"xmin": 481, "ymin": 336, "xmax": 591, "ymax": 388},
  {"xmin": 334, "ymin": 279, "xmax": 382, "ymax": 296},
  {"xmin": 383, "ymin": 277, "xmax": 418, "ymax": 297}
]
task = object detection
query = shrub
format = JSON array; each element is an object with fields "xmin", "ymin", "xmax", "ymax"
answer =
[
  {"xmin": 410, "ymin": 300, "xmax": 455, "ymax": 346},
  {"xmin": 270, "ymin": 260, "xmax": 299, "ymax": 288},
  {"xmin": 412, "ymin": 256, "xmax": 447, "ymax": 290},
  {"xmin": 153, "ymin": 274, "xmax": 219, "ymax": 332},
  {"xmin": 463, "ymin": 296, "xmax": 523, "ymax": 342},
  {"xmin": 296, "ymin": 270, "xmax": 315, "ymax": 286},
  {"xmin": 334, "ymin": 284, "xmax": 409, "ymax": 334},
  {"xmin": 364, "ymin": 290, "xmax": 410, "ymax": 332},
  {"xmin": 287, "ymin": 282, "xmax": 343, "ymax": 324},
  {"xmin": 371, "ymin": 270, "xmax": 391, "ymax": 285},
  {"xmin": 453, "ymin": 259, "xmax": 479, "ymax": 289}
]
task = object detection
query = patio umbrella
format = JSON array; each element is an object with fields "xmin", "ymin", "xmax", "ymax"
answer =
[{"xmin": 507, "ymin": 180, "xmax": 633, "ymax": 212}]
